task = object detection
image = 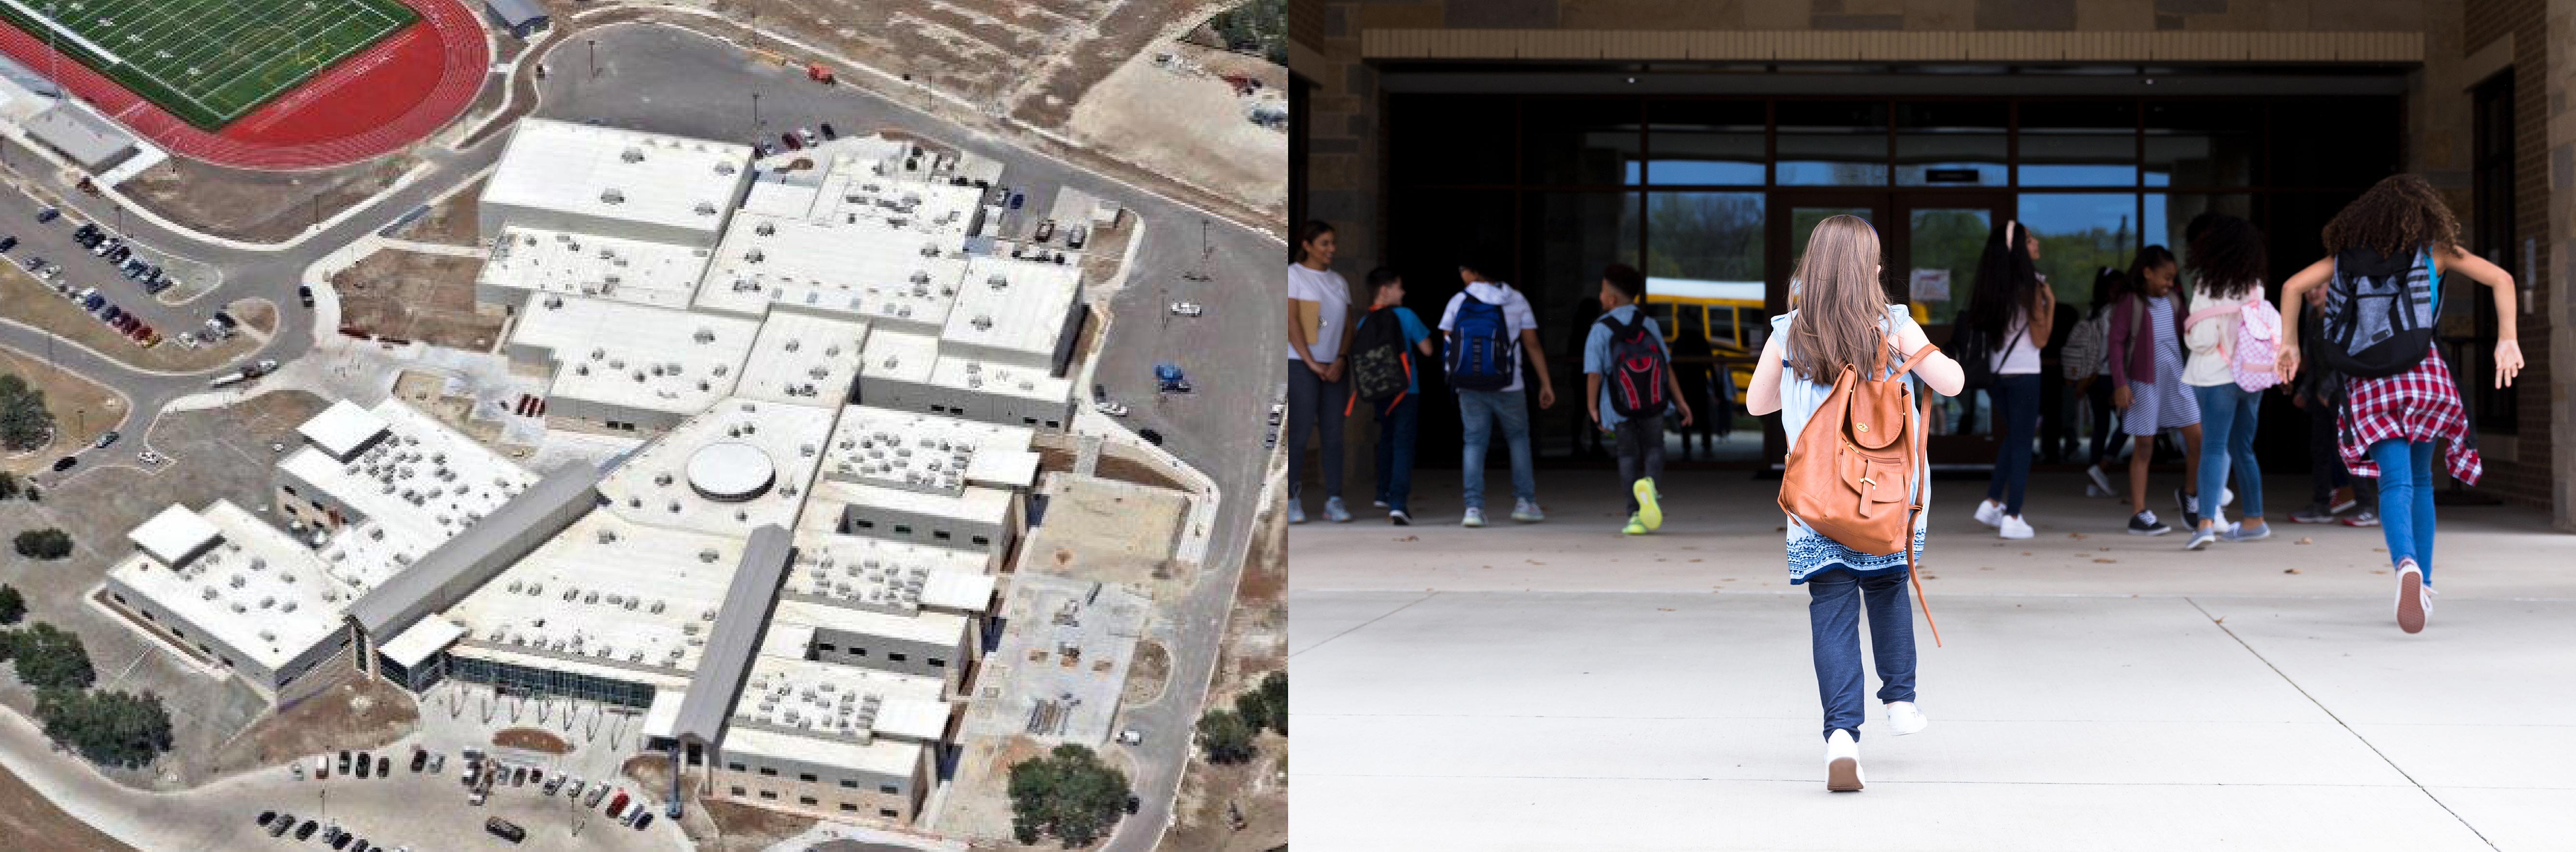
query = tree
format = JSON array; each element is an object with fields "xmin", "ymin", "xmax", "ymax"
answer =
[
  {"xmin": 1232, "ymin": 670, "xmax": 1287, "ymax": 735},
  {"xmin": 7, "ymin": 622, "xmax": 94, "ymax": 689},
  {"xmin": 1195, "ymin": 708, "xmax": 1257, "ymax": 765},
  {"xmin": 36, "ymin": 687, "xmax": 172, "ymax": 768},
  {"xmin": 13, "ymin": 528, "xmax": 71, "ymax": 560},
  {"xmin": 1206, "ymin": 0, "xmax": 1285, "ymax": 64},
  {"xmin": 0, "ymin": 585, "xmax": 23, "ymax": 625},
  {"xmin": 1007, "ymin": 743, "xmax": 1130, "ymax": 848},
  {"xmin": 0, "ymin": 375, "xmax": 52, "ymax": 452},
  {"xmin": 0, "ymin": 470, "xmax": 19, "ymax": 500}
]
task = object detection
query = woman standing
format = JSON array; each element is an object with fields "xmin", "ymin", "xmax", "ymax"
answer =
[
  {"xmin": 2278, "ymin": 174, "xmax": 2523, "ymax": 634},
  {"xmin": 2179, "ymin": 215, "xmax": 2274, "ymax": 549},
  {"xmin": 1746, "ymin": 216, "xmax": 1964, "ymax": 792},
  {"xmin": 1964, "ymin": 222, "xmax": 2053, "ymax": 539},
  {"xmin": 1285, "ymin": 221, "xmax": 1356, "ymax": 524},
  {"xmin": 2106, "ymin": 246, "xmax": 2205, "ymax": 535}
]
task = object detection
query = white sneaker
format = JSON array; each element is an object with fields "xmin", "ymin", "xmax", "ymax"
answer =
[
  {"xmin": 1885, "ymin": 701, "xmax": 1928, "ymax": 736},
  {"xmin": 1324, "ymin": 497, "xmax": 1352, "ymax": 523},
  {"xmin": 1462, "ymin": 507, "xmax": 1485, "ymax": 528},
  {"xmin": 1287, "ymin": 501, "xmax": 1306, "ymax": 524},
  {"xmin": 1824, "ymin": 729, "xmax": 1864, "ymax": 792},
  {"xmin": 2395, "ymin": 559, "xmax": 2427, "ymax": 634},
  {"xmin": 1510, "ymin": 499, "xmax": 1545, "ymax": 523},
  {"xmin": 1371, "ymin": 499, "xmax": 1389, "ymax": 509},
  {"xmin": 2221, "ymin": 486, "xmax": 2235, "ymax": 508},
  {"xmin": 1973, "ymin": 499, "xmax": 2005, "ymax": 528},
  {"xmin": 1998, "ymin": 515, "xmax": 2034, "ymax": 539},
  {"xmin": 2084, "ymin": 464, "xmax": 2116, "ymax": 497}
]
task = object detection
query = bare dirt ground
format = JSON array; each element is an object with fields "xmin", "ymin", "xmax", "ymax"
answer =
[
  {"xmin": 708, "ymin": 0, "xmax": 1170, "ymax": 107},
  {"xmin": 1096, "ymin": 451, "xmax": 1189, "ymax": 492},
  {"xmin": 1008, "ymin": 0, "xmax": 1220, "ymax": 126},
  {"xmin": 1064, "ymin": 43, "xmax": 1282, "ymax": 221},
  {"xmin": 0, "ymin": 263, "xmax": 259, "ymax": 372},
  {"xmin": 328, "ymin": 249, "xmax": 502, "ymax": 350},
  {"xmin": 394, "ymin": 178, "xmax": 485, "ymax": 246},
  {"xmin": 0, "ymin": 762, "xmax": 139, "ymax": 852},
  {"xmin": 230, "ymin": 298, "xmax": 279, "ymax": 335},
  {"xmin": 1158, "ymin": 491, "xmax": 1285, "ymax": 852},
  {"xmin": 1021, "ymin": 476, "xmax": 1190, "ymax": 599},
  {"xmin": 494, "ymin": 727, "xmax": 570, "ymax": 755},
  {"xmin": 205, "ymin": 675, "xmax": 421, "ymax": 774},
  {"xmin": 1118, "ymin": 639, "xmax": 1169, "ymax": 706},
  {"xmin": 122, "ymin": 155, "xmax": 420, "ymax": 244},
  {"xmin": 697, "ymin": 796, "xmax": 817, "ymax": 852},
  {"xmin": 0, "ymin": 346, "xmax": 123, "ymax": 476},
  {"xmin": 939, "ymin": 735, "xmax": 1058, "ymax": 847}
]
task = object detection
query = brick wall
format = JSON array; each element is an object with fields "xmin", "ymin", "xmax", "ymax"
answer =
[{"xmin": 2456, "ymin": 0, "xmax": 2558, "ymax": 509}]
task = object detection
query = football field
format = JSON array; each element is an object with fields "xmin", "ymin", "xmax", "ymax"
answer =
[{"xmin": 0, "ymin": 0, "xmax": 418, "ymax": 130}]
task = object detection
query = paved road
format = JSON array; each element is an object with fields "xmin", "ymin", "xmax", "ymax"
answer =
[{"xmin": 533, "ymin": 25, "xmax": 1283, "ymax": 849}]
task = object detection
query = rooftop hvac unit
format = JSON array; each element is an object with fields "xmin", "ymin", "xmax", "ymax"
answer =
[
  {"xmin": 600, "ymin": 188, "xmax": 626, "ymax": 204},
  {"xmin": 668, "ymin": 500, "xmax": 683, "ymax": 513},
  {"xmin": 201, "ymin": 587, "xmax": 219, "ymax": 601},
  {"xmin": 695, "ymin": 202, "xmax": 717, "ymax": 216},
  {"xmin": 988, "ymin": 274, "xmax": 1008, "ymax": 289},
  {"xmin": 574, "ymin": 364, "xmax": 590, "ymax": 377},
  {"xmin": 584, "ymin": 591, "xmax": 599, "ymax": 604},
  {"xmin": 231, "ymin": 602, "xmax": 248, "ymax": 614},
  {"xmin": 621, "ymin": 147, "xmax": 644, "ymax": 163},
  {"xmin": 695, "ymin": 328, "xmax": 716, "ymax": 344},
  {"xmin": 282, "ymin": 601, "xmax": 297, "ymax": 613},
  {"xmin": 744, "ymin": 249, "xmax": 765, "ymax": 263},
  {"xmin": 713, "ymin": 364, "xmax": 730, "ymax": 377}
]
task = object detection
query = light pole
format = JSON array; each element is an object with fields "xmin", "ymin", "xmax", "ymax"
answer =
[
  {"xmin": 751, "ymin": 92, "xmax": 760, "ymax": 137},
  {"xmin": 587, "ymin": 39, "xmax": 598, "ymax": 78}
]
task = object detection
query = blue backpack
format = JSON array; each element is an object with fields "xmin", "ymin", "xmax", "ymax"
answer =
[{"xmin": 1447, "ymin": 295, "xmax": 1517, "ymax": 391}]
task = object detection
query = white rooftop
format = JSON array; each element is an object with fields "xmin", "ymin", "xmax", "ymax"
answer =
[
  {"xmin": 289, "ymin": 400, "xmax": 539, "ymax": 592},
  {"xmin": 940, "ymin": 256, "xmax": 1082, "ymax": 367},
  {"xmin": 378, "ymin": 616, "xmax": 466, "ymax": 669},
  {"xmin": 508, "ymin": 294, "xmax": 760, "ymax": 419},
  {"xmin": 733, "ymin": 652, "xmax": 950, "ymax": 744},
  {"xmin": 821, "ymin": 406, "xmax": 1040, "ymax": 495},
  {"xmin": 595, "ymin": 397, "xmax": 838, "ymax": 536},
  {"xmin": 110, "ymin": 501, "xmax": 354, "ymax": 671},
  {"xmin": 773, "ymin": 597, "xmax": 971, "ymax": 650},
  {"xmin": 691, "ymin": 152, "xmax": 984, "ymax": 321},
  {"xmin": 859, "ymin": 330, "xmax": 939, "ymax": 384},
  {"xmin": 925, "ymin": 357, "xmax": 1073, "ymax": 407},
  {"xmin": 298, "ymin": 400, "xmax": 390, "ymax": 460},
  {"xmin": 784, "ymin": 531, "xmax": 995, "ymax": 615},
  {"xmin": 484, "ymin": 119, "xmax": 752, "ymax": 242},
  {"xmin": 733, "ymin": 311, "xmax": 868, "ymax": 408},
  {"xmin": 721, "ymin": 723, "xmax": 926, "ymax": 780},
  {"xmin": 445, "ymin": 511, "xmax": 746, "ymax": 679},
  {"xmin": 479, "ymin": 226, "xmax": 714, "ymax": 310},
  {"xmin": 129, "ymin": 504, "xmax": 222, "ymax": 565}
]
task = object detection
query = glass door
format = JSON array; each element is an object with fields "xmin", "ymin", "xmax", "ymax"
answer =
[
  {"xmin": 1893, "ymin": 194, "xmax": 2011, "ymax": 464},
  {"xmin": 1763, "ymin": 193, "xmax": 1890, "ymax": 463}
]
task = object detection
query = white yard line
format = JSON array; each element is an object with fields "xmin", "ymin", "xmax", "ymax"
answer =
[{"xmin": 0, "ymin": 0, "xmax": 126, "ymax": 64}]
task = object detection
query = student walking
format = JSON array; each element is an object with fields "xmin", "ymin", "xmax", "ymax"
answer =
[
  {"xmin": 1583, "ymin": 263, "xmax": 1692, "ymax": 535},
  {"xmin": 2278, "ymin": 174, "xmax": 2523, "ymax": 634},
  {"xmin": 1441, "ymin": 257, "xmax": 1557, "ymax": 527},
  {"xmin": 2066, "ymin": 266, "xmax": 2129, "ymax": 495},
  {"xmin": 1285, "ymin": 221, "xmax": 1354, "ymax": 524},
  {"xmin": 2106, "ymin": 246, "xmax": 2205, "ymax": 534},
  {"xmin": 1747, "ymin": 216, "xmax": 1964, "ymax": 793},
  {"xmin": 1348, "ymin": 268, "xmax": 1435, "ymax": 524},
  {"xmin": 2179, "ymin": 216, "xmax": 2280, "ymax": 549},
  {"xmin": 1964, "ymin": 222, "xmax": 2054, "ymax": 539}
]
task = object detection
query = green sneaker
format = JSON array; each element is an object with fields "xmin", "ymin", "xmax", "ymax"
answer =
[
  {"xmin": 1634, "ymin": 477, "xmax": 1663, "ymax": 531},
  {"xmin": 1622, "ymin": 515, "xmax": 1648, "ymax": 535}
]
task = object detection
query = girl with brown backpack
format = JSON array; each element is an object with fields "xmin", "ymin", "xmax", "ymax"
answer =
[{"xmin": 1748, "ymin": 216, "xmax": 1965, "ymax": 792}]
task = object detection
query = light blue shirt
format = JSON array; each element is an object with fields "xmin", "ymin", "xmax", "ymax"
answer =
[{"xmin": 1582, "ymin": 303, "xmax": 1671, "ymax": 428}]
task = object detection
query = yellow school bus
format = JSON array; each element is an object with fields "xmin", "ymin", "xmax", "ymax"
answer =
[{"xmin": 1640, "ymin": 277, "xmax": 1763, "ymax": 405}]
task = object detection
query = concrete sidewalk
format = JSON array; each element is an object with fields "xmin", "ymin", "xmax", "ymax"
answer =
[{"xmin": 1289, "ymin": 469, "xmax": 2576, "ymax": 852}]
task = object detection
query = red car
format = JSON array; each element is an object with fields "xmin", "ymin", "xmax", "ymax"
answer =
[{"xmin": 779, "ymin": 132, "xmax": 803, "ymax": 151}]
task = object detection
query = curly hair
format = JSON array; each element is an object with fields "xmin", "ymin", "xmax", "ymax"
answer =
[
  {"xmin": 2322, "ymin": 173, "xmax": 2461, "ymax": 259},
  {"xmin": 2186, "ymin": 215, "xmax": 2267, "ymax": 301}
]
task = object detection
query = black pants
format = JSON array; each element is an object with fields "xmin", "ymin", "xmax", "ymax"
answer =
[{"xmin": 1615, "ymin": 415, "xmax": 1665, "ymax": 513}]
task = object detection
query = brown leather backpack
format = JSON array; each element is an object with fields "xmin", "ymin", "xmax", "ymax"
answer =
[{"xmin": 1779, "ymin": 344, "xmax": 1946, "ymax": 645}]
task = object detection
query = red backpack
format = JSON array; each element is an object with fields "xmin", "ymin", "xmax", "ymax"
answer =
[{"xmin": 1598, "ymin": 312, "xmax": 1670, "ymax": 419}]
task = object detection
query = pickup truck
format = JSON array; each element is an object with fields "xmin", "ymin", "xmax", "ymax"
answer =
[{"xmin": 206, "ymin": 359, "xmax": 279, "ymax": 389}]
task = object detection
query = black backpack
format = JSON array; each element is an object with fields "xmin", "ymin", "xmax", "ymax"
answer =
[
  {"xmin": 1598, "ymin": 312, "xmax": 1670, "ymax": 419},
  {"xmin": 1344, "ymin": 308, "xmax": 1414, "ymax": 414},
  {"xmin": 1948, "ymin": 321, "xmax": 1997, "ymax": 391},
  {"xmin": 2318, "ymin": 247, "xmax": 2442, "ymax": 379}
]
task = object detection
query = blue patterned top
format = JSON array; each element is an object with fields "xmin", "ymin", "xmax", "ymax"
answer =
[{"xmin": 1774, "ymin": 307, "xmax": 1930, "ymax": 584}]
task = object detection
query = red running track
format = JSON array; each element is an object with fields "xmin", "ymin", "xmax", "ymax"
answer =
[{"xmin": 0, "ymin": 0, "xmax": 491, "ymax": 172}]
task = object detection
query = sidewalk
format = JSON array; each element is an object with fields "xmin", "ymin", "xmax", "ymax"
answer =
[{"xmin": 1289, "ymin": 469, "xmax": 2576, "ymax": 852}]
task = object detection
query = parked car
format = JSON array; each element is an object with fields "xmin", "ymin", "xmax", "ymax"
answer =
[
  {"xmin": 299, "ymin": 285, "xmax": 314, "ymax": 307},
  {"xmin": 355, "ymin": 752, "xmax": 370, "ymax": 778},
  {"xmin": 796, "ymin": 126, "xmax": 816, "ymax": 145},
  {"xmin": 818, "ymin": 122, "xmax": 838, "ymax": 139},
  {"xmin": 1009, "ymin": 190, "xmax": 1025, "ymax": 210},
  {"xmin": 584, "ymin": 784, "xmax": 610, "ymax": 808},
  {"xmin": 50, "ymin": 456, "xmax": 74, "ymax": 472},
  {"xmin": 72, "ymin": 223, "xmax": 95, "ymax": 239},
  {"xmin": 35, "ymin": 206, "xmax": 58, "ymax": 223},
  {"xmin": 295, "ymin": 820, "xmax": 317, "ymax": 841},
  {"xmin": 634, "ymin": 811, "xmax": 654, "ymax": 830},
  {"xmin": 1034, "ymin": 219, "xmax": 1055, "ymax": 242},
  {"xmin": 23, "ymin": 255, "xmax": 44, "ymax": 270},
  {"xmin": 1169, "ymin": 301, "xmax": 1204, "ymax": 317},
  {"xmin": 779, "ymin": 132, "xmax": 803, "ymax": 151},
  {"xmin": 754, "ymin": 141, "xmax": 775, "ymax": 158},
  {"xmin": 605, "ymin": 789, "xmax": 630, "ymax": 818},
  {"xmin": 410, "ymin": 748, "xmax": 427, "ymax": 773},
  {"xmin": 427, "ymin": 752, "xmax": 445, "ymax": 773},
  {"xmin": 1139, "ymin": 428, "xmax": 1165, "ymax": 446},
  {"xmin": 268, "ymin": 816, "xmax": 293, "ymax": 837},
  {"xmin": 485, "ymin": 817, "xmax": 526, "ymax": 843},
  {"xmin": 1096, "ymin": 402, "xmax": 1128, "ymax": 417},
  {"xmin": 0, "ymin": 235, "xmax": 17, "ymax": 253},
  {"xmin": 376, "ymin": 755, "xmax": 389, "ymax": 777},
  {"xmin": 352, "ymin": 840, "xmax": 372, "ymax": 852},
  {"xmin": 565, "ymin": 778, "xmax": 585, "ymax": 799},
  {"xmin": 256, "ymin": 810, "xmax": 277, "ymax": 827},
  {"xmin": 108, "ymin": 245, "xmax": 131, "ymax": 262},
  {"xmin": 339, "ymin": 751, "xmax": 352, "ymax": 774},
  {"xmin": 93, "ymin": 431, "xmax": 117, "ymax": 449}
]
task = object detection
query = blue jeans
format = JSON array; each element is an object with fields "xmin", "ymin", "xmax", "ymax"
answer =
[
  {"xmin": 1373, "ymin": 394, "xmax": 1419, "ymax": 512},
  {"xmin": 2192, "ymin": 384, "xmax": 2265, "ymax": 523},
  {"xmin": 1982, "ymin": 374, "xmax": 2041, "ymax": 516},
  {"xmin": 1807, "ymin": 568, "xmax": 1917, "ymax": 741},
  {"xmin": 1458, "ymin": 389, "xmax": 1535, "ymax": 510},
  {"xmin": 2369, "ymin": 439, "xmax": 2438, "ymax": 581}
]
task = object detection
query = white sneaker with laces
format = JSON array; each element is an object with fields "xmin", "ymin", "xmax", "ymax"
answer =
[
  {"xmin": 1324, "ymin": 497, "xmax": 1352, "ymax": 523},
  {"xmin": 1287, "ymin": 501, "xmax": 1305, "ymax": 524},
  {"xmin": 2084, "ymin": 464, "xmax": 2116, "ymax": 497},
  {"xmin": 1461, "ymin": 507, "xmax": 1485, "ymax": 528},
  {"xmin": 1886, "ymin": 701, "xmax": 1928, "ymax": 736},
  {"xmin": 1824, "ymin": 729, "xmax": 1864, "ymax": 792},
  {"xmin": 1510, "ymin": 499, "xmax": 1545, "ymax": 523},
  {"xmin": 1973, "ymin": 499, "xmax": 2005, "ymax": 528},
  {"xmin": 2396, "ymin": 559, "xmax": 2428, "ymax": 634},
  {"xmin": 1998, "ymin": 514, "xmax": 2034, "ymax": 539}
]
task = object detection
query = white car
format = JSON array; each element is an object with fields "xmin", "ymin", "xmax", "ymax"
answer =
[
  {"xmin": 1095, "ymin": 402, "xmax": 1128, "ymax": 417},
  {"xmin": 1169, "ymin": 301, "xmax": 1204, "ymax": 317},
  {"xmin": 1117, "ymin": 728, "xmax": 1143, "ymax": 745}
]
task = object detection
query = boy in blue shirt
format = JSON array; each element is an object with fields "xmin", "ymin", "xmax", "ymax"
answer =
[
  {"xmin": 1355, "ymin": 268, "xmax": 1435, "ymax": 524},
  {"xmin": 1584, "ymin": 263, "xmax": 1692, "ymax": 534}
]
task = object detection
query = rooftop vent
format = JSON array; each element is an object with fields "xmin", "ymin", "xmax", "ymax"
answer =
[
  {"xmin": 600, "ymin": 188, "xmax": 626, "ymax": 204},
  {"xmin": 621, "ymin": 147, "xmax": 645, "ymax": 163}
]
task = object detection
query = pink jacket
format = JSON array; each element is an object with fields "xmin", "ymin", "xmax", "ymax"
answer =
[{"xmin": 2104, "ymin": 294, "xmax": 2187, "ymax": 387}]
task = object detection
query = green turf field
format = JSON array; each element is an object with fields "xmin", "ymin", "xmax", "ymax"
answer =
[{"xmin": 0, "ymin": 0, "xmax": 418, "ymax": 130}]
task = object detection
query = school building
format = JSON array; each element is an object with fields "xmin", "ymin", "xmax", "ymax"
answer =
[{"xmin": 1287, "ymin": 0, "xmax": 2576, "ymax": 529}]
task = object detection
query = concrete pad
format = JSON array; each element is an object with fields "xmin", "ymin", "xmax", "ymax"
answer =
[
  {"xmin": 2354, "ymin": 724, "xmax": 2576, "ymax": 789},
  {"xmin": 2192, "ymin": 597, "xmax": 2576, "ymax": 725},
  {"xmin": 2424, "ymin": 787, "xmax": 2576, "ymax": 852},
  {"xmin": 1285, "ymin": 590, "xmax": 1431, "ymax": 657},
  {"xmin": 1291, "ymin": 775, "xmax": 2493, "ymax": 852}
]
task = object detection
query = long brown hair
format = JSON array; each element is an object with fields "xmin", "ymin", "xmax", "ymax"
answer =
[
  {"xmin": 2322, "ymin": 173, "xmax": 2460, "ymax": 258},
  {"xmin": 1787, "ymin": 215, "xmax": 1894, "ymax": 384}
]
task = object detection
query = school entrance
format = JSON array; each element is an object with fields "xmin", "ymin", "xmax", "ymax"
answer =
[{"xmin": 1371, "ymin": 89, "xmax": 2425, "ymax": 473}]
